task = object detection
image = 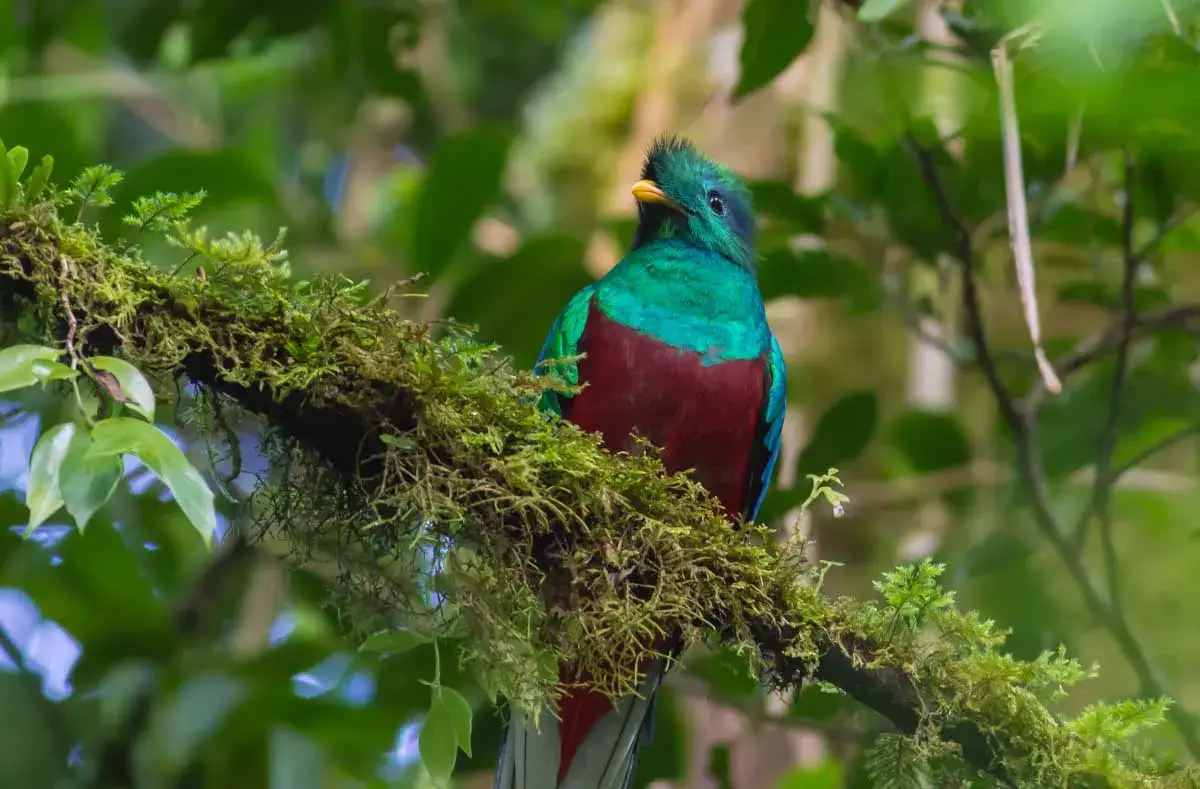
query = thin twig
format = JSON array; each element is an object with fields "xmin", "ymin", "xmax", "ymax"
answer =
[
  {"xmin": 908, "ymin": 142, "xmax": 1022, "ymax": 431},
  {"xmin": 992, "ymin": 37, "xmax": 1061, "ymax": 395},
  {"xmin": 1024, "ymin": 303, "xmax": 1200, "ymax": 412},
  {"xmin": 1079, "ymin": 151, "xmax": 1138, "ymax": 616},
  {"xmin": 912, "ymin": 141, "xmax": 1200, "ymax": 761}
]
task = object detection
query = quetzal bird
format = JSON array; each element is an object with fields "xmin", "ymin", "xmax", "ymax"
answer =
[{"xmin": 494, "ymin": 136, "xmax": 786, "ymax": 789}]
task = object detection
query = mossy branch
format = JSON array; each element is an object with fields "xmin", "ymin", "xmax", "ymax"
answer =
[{"xmin": 0, "ymin": 187, "xmax": 1190, "ymax": 788}]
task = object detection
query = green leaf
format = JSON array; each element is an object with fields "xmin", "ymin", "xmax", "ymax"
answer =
[
  {"xmin": 148, "ymin": 673, "xmax": 247, "ymax": 780},
  {"xmin": 733, "ymin": 0, "xmax": 814, "ymax": 100},
  {"xmin": 89, "ymin": 418, "xmax": 216, "ymax": 544},
  {"xmin": 747, "ymin": 180, "xmax": 826, "ymax": 233},
  {"xmin": 756, "ymin": 249, "xmax": 880, "ymax": 310},
  {"xmin": 59, "ymin": 431, "xmax": 122, "ymax": 532},
  {"xmin": 409, "ymin": 125, "xmax": 513, "ymax": 279},
  {"xmin": 0, "ymin": 673, "xmax": 69, "ymax": 785},
  {"xmin": 0, "ymin": 141, "xmax": 14, "ymax": 209},
  {"xmin": 23, "ymin": 155, "xmax": 53, "ymax": 201},
  {"xmin": 419, "ymin": 692, "xmax": 459, "ymax": 787},
  {"xmin": 443, "ymin": 233, "xmax": 592, "ymax": 367},
  {"xmin": 25, "ymin": 423, "xmax": 76, "ymax": 533},
  {"xmin": 7, "ymin": 146, "xmax": 29, "ymax": 182},
  {"xmin": 359, "ymin": 628, "xmax": 431, "ymax": 654},
  {"xmin": 0, "ymin": 345, "xmax": 61, "ymax": 393},
  {"xmin": 857, "ymin": 0, "xmax": 911, "ymax": 23},
  {"xmin": 796, "ymin": 391, "xmax": 878, "ymax": 478},
  {"xmin": 778, "ymin": 759, "xmax": 844, "ymax": 788},
  {"xmin": 30, "ymin": 359, "xmax": 79, "ymax": 384},
  {"xmin": 439, "ymin": 687, "xmax": 474, "ymax": 758},
  {"xmin": 270, "ymin": 728, "xmax": 326, "ymax": 789},
  {"xmin": 1112, "ymin": 417, "xmax": 1194, "ymax": 471},
  {"xmin": 790, "ymin": 684, "xmax": 847, "ymax": 723},
  {"xmin": 888, "ymin": 410, "xmax": 971, "ymax": 474},
  {"xmin": 685, "ymin": 646, "xmax": 757, "ymax": 699},
  {"xmin": 90, "ymin": 355, "xmax": 157, "ymax": 421}
]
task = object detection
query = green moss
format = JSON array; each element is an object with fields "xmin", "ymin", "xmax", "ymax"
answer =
[{"xmin": 0, "ymin": 180, "xmax": 1194, "ymax": 788}]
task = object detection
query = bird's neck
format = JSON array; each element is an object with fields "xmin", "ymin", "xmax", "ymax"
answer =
[{"xmin": 595, "ymin": 239, "xmax": 767, "ymax": 361}]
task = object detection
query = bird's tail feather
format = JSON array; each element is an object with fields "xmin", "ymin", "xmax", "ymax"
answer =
[{"xmin": 493, "ymin": 659, "xmax": 667, "ymax": 789}]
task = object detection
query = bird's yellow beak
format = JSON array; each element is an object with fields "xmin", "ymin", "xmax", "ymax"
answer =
[{"xmin": 631, "ymin": 179, "xmax": 683, "ymax": 212}]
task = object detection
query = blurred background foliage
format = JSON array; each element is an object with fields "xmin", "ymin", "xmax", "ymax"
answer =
[{"xmin": 3, "ymin": 0, "xmax": 1200, "ymax": 786}]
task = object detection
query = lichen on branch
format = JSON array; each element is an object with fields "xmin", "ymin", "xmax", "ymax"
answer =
[{"xmin": 0, "ymin": 163, "xmax": 1191, "ymax": 788}]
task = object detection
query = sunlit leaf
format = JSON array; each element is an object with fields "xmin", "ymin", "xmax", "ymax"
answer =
[
  {"xmin": 90, "ymin": 355, "xmax": 157, "ymax": 421},
  {"xmin": 778, "ymin": 759, "xmax": 844, "ymax": 788},
  {"xmin": 23, "ymin": 154, "xmax": 53, "ymax": 201},
  {"xmin": 857, "ymin": 0, "xmax": 912, "ymax": 22},
  {"xmin": 0, "ymin": 345, "xmax": 61, "ymax": 393},
  {"xmin": 25, "ymin": 422, "xmax": 76, "ymax": 533},
  {"xmin": 30, "ymin": 359, "xmax": 78, "ymax": 384},
  {"xmin": 59, "ymin": 430, "xmax": 122, "ymax": 531},
  {"xmin": 440, "ymin": 687, "xmax": 474, "ymax": 758},
  {"xmin": 89, "ymin": 418, "xmax": 216, "ymax": 544}
]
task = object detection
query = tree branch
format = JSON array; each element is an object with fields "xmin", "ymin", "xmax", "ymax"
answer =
[
  {"xmin": 0, "ymin": 192, "xmax": 1191, "ymax": 787},
  {"xmin": 910, "ymin": 141, "xmax": 1200, "ymax": 762}
]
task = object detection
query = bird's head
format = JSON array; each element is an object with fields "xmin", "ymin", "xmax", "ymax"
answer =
[{"xmin": 630, "ymin": 136, "xmax": 755, "ymax": 269}]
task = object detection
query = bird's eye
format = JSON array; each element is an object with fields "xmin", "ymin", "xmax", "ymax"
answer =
[{"xmin": 707, "ymin": 191, "xmax": 726, "ymax": 216}]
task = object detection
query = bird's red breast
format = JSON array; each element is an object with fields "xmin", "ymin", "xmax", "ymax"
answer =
[{"xmin": 553, "ymin": 300, "xmax": 767, "ymax": 780}]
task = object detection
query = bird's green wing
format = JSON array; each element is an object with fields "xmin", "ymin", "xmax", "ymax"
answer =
[
  {"xmin": 535, "ymin": 285, "xmax": 596, "ymax": 417},
  {"xmin": 744, "ymin": 335, "xmax": 787, "ymax": 521}
]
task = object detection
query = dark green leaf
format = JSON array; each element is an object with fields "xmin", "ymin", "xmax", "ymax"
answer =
[
  {"xmin": 888, "ymin": 409, "xmax": 971, "ymax": 474},
  {"xmin": 795, "ymin": 390, "xmax": 879, "ymax": 478},
  {"xmin": 707, "ymin": 743, "xmax": 734, "ymax": 789},
  {"xmin": 444, "ymin": 233, "xmax": 592, "ymax": 367},
  {"xmin": 89, "ymin": 417, "xmax": 216, "ymax": 543},
  {"xmin": 25, "ymin": 422, "xmax": 75, "ymax": 532},
  {"xmin": 89, "ymin": 355, "xmax": 157, "ymax": 421},
  {"xmin": 748, "ymin": 180, "xmax": 826, "ymax": 233},
  {"xmin": 789, "ymin": 684, "xmax": 847, "ymax": 723},
  {"xmin": 733, "ymin": 0, "xmax": 814, "ymax": 100},
  {"xmin": 0, "ymin": 673, "xmax": 69, "ymax": 785},
  {"xmin": 684, "ymin": 646, "xmax": 758, "ymax": 699},
  {"xmin": 409, "ymin": 125, "xmax": 513, "ymax": 279},
  {"xmin": 757, "ymin": 248, "xmax": 880, "ymax": 310}
]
